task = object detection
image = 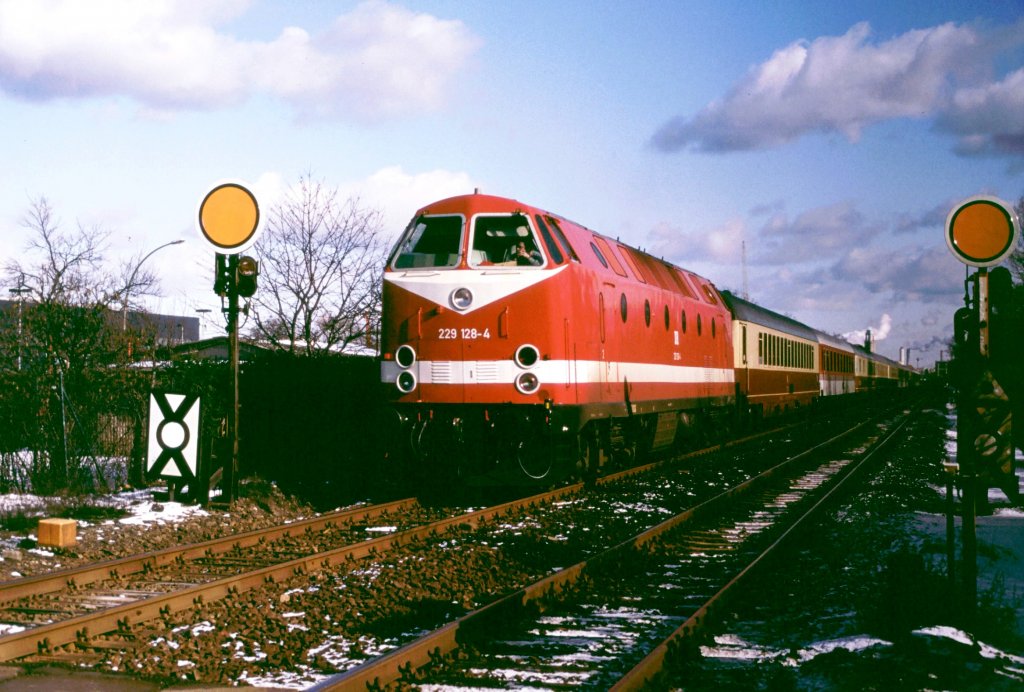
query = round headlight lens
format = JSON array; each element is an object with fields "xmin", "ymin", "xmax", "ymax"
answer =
[
  {"xmin": 514, "ymin": 344, "xmax": 539, "ymax": 369},
  {"xmin": 395, "ymin": 344, "xmax": 416, "ymax": 369},
  {"xmin": 396, "ymin": 370, "xmax": 417, "ymax": 393},
  {"xmin": 450, "ymin": 287, "xmax": 473, "ymax": 311},
  {"xmin": 515, "ymin": 371, "xmax": 540, "ymax": 395}
]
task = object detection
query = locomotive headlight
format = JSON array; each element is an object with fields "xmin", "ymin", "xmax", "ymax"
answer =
[
  {"xmin": 396, "ymin": 370, "xmax": 417, "ymax": 393},
  {"xmin": 450, "ymin": 287, "xmax": 473, "ymax": 311},
  {"xmin": 395, "ymin": 344, "xmax": 416, "ymax": 369},
  {"xmin": 514, "ymin": 344, "xmax": 539, "ymax": 369},
  {"xmin": 515, "ymin": 371, "xmax": 540, "ymax": 395}
]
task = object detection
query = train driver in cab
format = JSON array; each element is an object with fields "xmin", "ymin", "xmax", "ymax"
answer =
[{"xmin": 514, "ymin": 240, "xmax": 543, "ymax": 266}]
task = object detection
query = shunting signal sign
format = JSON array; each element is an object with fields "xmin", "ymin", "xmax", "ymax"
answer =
[{"xmin": 147, "ymin": 392, "xmax": 201, "ymax": 481}]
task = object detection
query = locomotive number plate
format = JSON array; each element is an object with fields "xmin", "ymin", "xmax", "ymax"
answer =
[{"xmin": 438, "ymin": 327, "xmax": 491, "ymax": 340}]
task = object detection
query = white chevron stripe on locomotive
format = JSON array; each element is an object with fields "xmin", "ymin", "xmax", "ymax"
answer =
[{"xmin": 384, "ymin": 266, "xmax": 567, "ymax": 314}]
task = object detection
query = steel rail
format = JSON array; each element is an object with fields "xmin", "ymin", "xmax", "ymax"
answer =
[
  {"xmin": 610, "ymin": 412, "xmax": 912, "ymax": 690},
  {"xmin": 0, "ymin": 498, "xmax": 418, "ymax": 606},
  {"xmin": 0, "ymin": 481, "xmax": 591, "ymax": 662},
  {"xmin": 312, "ymin": 418, "xmax": 875, "ymax": 690}
]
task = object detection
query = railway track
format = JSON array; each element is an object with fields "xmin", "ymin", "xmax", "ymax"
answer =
[
  {"xmin": 0, "ymin": 479, "xmax": 594, "ymax": 667},
  {"xmin": 0, "ymin": 403, "xmax": 910, "ymax": 687},
  {"xmin": 316, "ymin": 409, "xmax": 912, "ymax": 689}
]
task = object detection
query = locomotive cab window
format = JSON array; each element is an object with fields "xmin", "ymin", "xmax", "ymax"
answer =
[
  {"xmin": 469, "ymin": 215, "xmax": 545, "ymax": 268},
  {"xmin": 393, "ymin": 214, "xmax": 464, "ymax": 269}
]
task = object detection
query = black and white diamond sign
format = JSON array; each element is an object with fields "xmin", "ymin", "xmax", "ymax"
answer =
[{"xmin": 146, "ymin": 392, "xmax": 200, "ymax": 480}]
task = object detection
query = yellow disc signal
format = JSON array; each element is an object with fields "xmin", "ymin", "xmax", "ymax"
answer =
[
  {"xmin": 945, "ymin": 196, "xmax": 1019, "ymax": 267},
  {"xmin": 197, "ymin": 182, "xmax": 261, "ymax": 253}
]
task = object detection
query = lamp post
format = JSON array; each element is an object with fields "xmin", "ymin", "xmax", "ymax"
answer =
[
  {"xmin": 8, "ymin": 279, "xmax": 30, "ymax": 371},
  {"xmin": 122, "ymin": 239, "xmax": 185, "ymax": 330},
  {"xmin": 195, "ymin": 308, "xmax": 211, "ymax": 340}
]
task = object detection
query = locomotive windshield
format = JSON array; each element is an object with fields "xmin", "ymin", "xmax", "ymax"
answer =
[
  {"xmin": 392, "ymin": 214, "xmax": 464, "ymax": 269},
  {"xmin": 468, "ymin": 214, "xmax": 545, "ymax": 268}
]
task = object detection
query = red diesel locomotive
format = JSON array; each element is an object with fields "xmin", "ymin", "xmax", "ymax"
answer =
[
  {"xmin": 380, "ymin": 192, "xmax": 914, "ymax": 484},
  {"xmin": 380, "ymin": 192, "xmax": 735, "ymax": 483}
]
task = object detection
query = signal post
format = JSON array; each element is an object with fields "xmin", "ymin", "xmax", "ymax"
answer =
[
  {"xmin": 945, "ymin": 195, "xmax": 1019, "ymax": 616},
  {"xmin": 197, "ymin": 182, "xmax": 262, "ymax": 504}
]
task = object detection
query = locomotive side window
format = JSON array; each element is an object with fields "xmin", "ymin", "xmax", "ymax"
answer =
[
  {"xmin": 670, "ymin": 269, "xmax": 697, "ymax": 299},
  {"xmin": 534, "ymin": 215, "xmax": 564, "ymax": 264},
  {"xmin": 591, "ymin": 242, "xmax": 609, "ymax": 268},
  {"xmin": 681, "ymin": 309, "xmax": 687, "ymax": 333},
  {"xmin": 617, "ymin": 246, "xmax": 647, "ymax": 283},
  {"xmin": 644, "ymin": 299, "xmax": 651, "ymax": 327},
  {"xmin": 711, "ymin": 317, "xmax": 716, "ymax": 338},
  {"xmin": 663, "ymin": 305, "xmax": 670, "ymax": 330},
  {"xmin": 620, "ymin": 293, "xmax": 628, "ymax": 322},
  {"xmin": 469, "ymin": 215, "xmax": 545, "ymax": 268},
  {"xmin": 393, "ymin": 214, "xmax": 463, "ymax": 269},
  {"xmin": 594, "ymin": 236, "xmax": 626, "ymax": 276},
  {"xmin": 546, "ymin": 217, "xmax": 580, "ymax": 262},
  {"xmin": 697, "ymin": 313, "xmax": 702, "ymax": 336}
]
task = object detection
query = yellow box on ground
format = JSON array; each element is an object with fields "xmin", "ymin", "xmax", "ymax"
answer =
[{"xmin": 37, "ymin": 518, "xmax": 77, "ymax": 548}]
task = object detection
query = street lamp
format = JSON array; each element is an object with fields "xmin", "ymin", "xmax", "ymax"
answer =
[
  {"xmin": 8, "ymin": 279, "xmax": 30, "ymax": 371},
  {"xmin": 122, "ymin": 239, "xmax": 185, "ymax": 330},
  {"xmin": 195, "ymin": 308, "xmax": 211, "ymax": 340}
]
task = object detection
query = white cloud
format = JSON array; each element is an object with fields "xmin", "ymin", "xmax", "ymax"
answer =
[
  {"xmin": 755, "ymin": 201, "xmax": 875, "ymax": 265},
  {"xmin": 651, "ymin": 20, "xmax": 1024, "ymax": 157},
  {"xmin": 344, "ymin": 166, "xmax": 477, "ymax": 234},
  {"xmin": 649, "ymin": 217, "xmax": 746, "ymax": 264},
  {"xmin": 0, "ymin": 0, "xmax": 480, "ymax": 120},
  {"xmin": 939, "ymin": 67, "xmax": 1024, "ymax": 157},
  {"xmin": 843, "ymin": 312, "xmax": 892, "ymax": 344}
]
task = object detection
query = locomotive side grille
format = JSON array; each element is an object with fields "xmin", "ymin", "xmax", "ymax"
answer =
[
  {"xmin": 475, "ymin": 361, "xmax": 500, "ymax": 382},
  {"xmin": 431, "ymin": 361, "xmax": 453, "ymax": 383}
]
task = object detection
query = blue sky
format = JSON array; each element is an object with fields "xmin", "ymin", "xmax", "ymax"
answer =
[{"xmin": 1, "ymin": 1, "xmax": 1023, "ymax": 366}]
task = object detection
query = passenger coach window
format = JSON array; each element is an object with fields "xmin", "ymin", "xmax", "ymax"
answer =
[{"xmin": 393, "ymin": 215, "xmax": 463, "ymax": 269}]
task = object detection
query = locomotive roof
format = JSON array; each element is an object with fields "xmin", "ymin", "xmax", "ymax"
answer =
[{"xmin": 720, "ymin": 291, "xmax": 818, "ymax": 341}]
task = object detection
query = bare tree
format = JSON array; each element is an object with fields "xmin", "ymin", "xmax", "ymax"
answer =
[
  {"xmin": 250, "ymin": 174, "xmax": 389, "ymax": 355},
  {"xmin": 1, "ymin": 197, "xmax": 169, "ymax": 492}
]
